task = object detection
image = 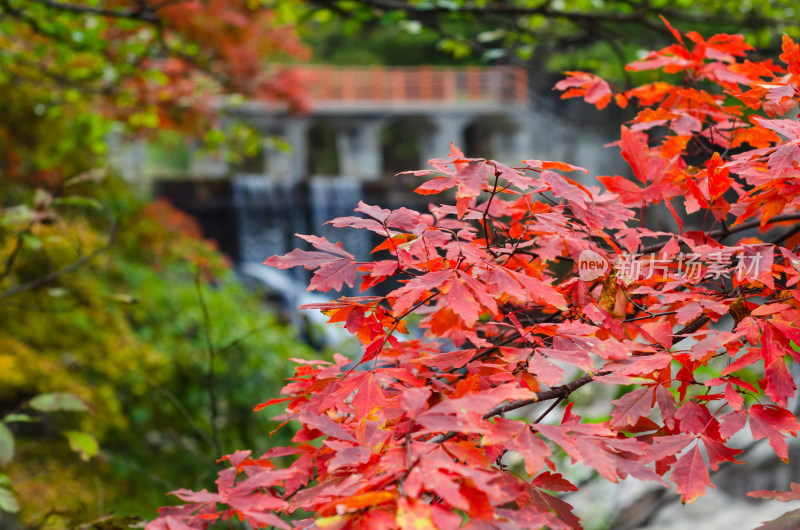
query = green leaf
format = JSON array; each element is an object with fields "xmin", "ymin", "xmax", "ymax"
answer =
[
  {"xmin": 477, "ymin": 28, "xmax": 506, "ymax": 43},
  {"xmin": 46, "ymin": 287, "xmax": 69, "ymax": 298},
  {"xmin": 2, "ymin": 414, "xmax": 33, "ymax": 423},
  {"xmin": 21, "ymin": 232, "xmax": 43, "ymax": 251},
  {"xmin": 0, "ymin": 486, "xmax": 19, "ymax": 513},
  {"xmin": 203, "ymin": 128, "xmax": 227, "ymax": 148},
  {"xmin": 52, "ymin": 196, "xmax": 103, "ymax": 211},
  {"xmin": 0, "ymin": 205, "xmax": 36, "ymax": 226},
  {"xmin": 264, "ymin": 136, "xmax": 292, "ymax": 154},
  {"xmin": 342, "ymin": 17, "xmax": 362, "ymax": 35},
  {"xmin": 0, "ymin": 423, "xmax": 13, "ymax": 468},
  {"xmin": 103, "ymin": 293, "xmax": 139, "ymax": 304},
  {"xmin": 65, "ymin": 431, "xmax": 99, "ymax": 461},
  {"xmin": 435, "ymin": 0, "xmax": 461, "ymax": 9},
  {"xmin": 438, "ymin": 38, "xmax": 472, "ymax": 59},
  {"xmin": 29, "ymin": 392, "xmax": 88, "ymax": 413}
]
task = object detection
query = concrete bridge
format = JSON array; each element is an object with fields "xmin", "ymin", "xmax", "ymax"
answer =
[
  {"xmin": 141, "ymin": 64, "xmax": 625, "ymax": 269},
  {"xmin": 189, "ymin": 65, "xmax": 621, "ymax": 182}
]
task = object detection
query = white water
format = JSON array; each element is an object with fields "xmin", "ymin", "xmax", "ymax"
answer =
[{"xmin": 232, "ymin": 175, "xmax": 370, "ymax": 346}]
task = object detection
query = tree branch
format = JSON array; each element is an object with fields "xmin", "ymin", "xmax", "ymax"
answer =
[
  {"xmin": 0, "ymin": 222, "xmax": 117, "ymax": 303},
  {"xmin": 638, "ymin": 213, "xmax": 800, "ymax": 256},
  {"xmin": 322, "ymin": 0, "xmax": 788, "ymax": 29},
  {"xmin": 431, "ymin": 372, "xmax": 604, "ymax": 443},
  {"xmin": 0, "ymin": 228, "xmax": 28, "ymax": 281},
  {"xmin": 27, "ymin": 0, "xmax": 166, "ymax": 22},
  {"xmin": 194, "ymin": 269, "xmax": 222, "ymax": 456}
]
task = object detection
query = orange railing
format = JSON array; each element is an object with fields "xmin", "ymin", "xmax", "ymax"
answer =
[{"xmin": 295, "ymin": 66, "xmax": 528, "ymax": 103}]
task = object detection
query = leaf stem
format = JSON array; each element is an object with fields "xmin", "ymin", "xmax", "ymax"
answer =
[{"xmin": 195, "ymin": 269, "xmax": 222, "ymax": 456}]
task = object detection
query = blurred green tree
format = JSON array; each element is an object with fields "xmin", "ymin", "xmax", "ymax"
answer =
[
  {"xmin": 0, "ymin": 0, "xmax": 314, "ymax": 526},
  {"xmin": 1, "ymin": 176, "xmax": 311, "ymax": 526},
  {"xmin": 297, "ymin": 0, "xmax": 800, "ymax": 89}
]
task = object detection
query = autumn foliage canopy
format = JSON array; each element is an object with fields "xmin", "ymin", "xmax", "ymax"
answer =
[{"xmin": 150, "ymin": 21, "xmax": 800, "ymax": 529}]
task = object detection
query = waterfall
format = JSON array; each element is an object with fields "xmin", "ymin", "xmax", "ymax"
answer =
[
  {"xmin": 231, "ymin": 174, "xmax": 368, "ymax": 347},
  {"xmin": 231, "ymin": 175, "xmax": 369, "ymax": 342},
  {"xmin": 309, "ymin": 176, "xmax": 371, "ymax": 266},
  {"xmin": 232, "ymin": 175, "xmax": 308, "ymax": 272}
]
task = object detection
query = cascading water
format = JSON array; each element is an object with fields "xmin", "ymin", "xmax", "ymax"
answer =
[
  {"xmin": 309, "ymin": 175, "xmax": 372, "ymax": 276},
  {"xmin": 232, "ymin": 175, "xmax": 307, "ymax": 272},
  {"xmin": 232, "ymin": 174, "xmax": 368, "ymax": 345}
]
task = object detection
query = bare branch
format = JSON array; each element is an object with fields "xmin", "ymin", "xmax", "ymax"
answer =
[
  {"xmin": 0, "ymin": 222, "xmax": 117, "ymax": 303},
  {"xmin": 194, "ymin": 269, "xmax": 222, "ymax": 456},
  {"xmin": 27, "ymin": 0, "xmax": 163, "ymax": 22},
  {"xmin": 639, "ymin": 213, "xmax": 800, "ymax": 255}
]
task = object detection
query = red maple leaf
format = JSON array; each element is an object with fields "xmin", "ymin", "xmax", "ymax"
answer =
[
  {"xmin": 554, "ymin": 71, "xmax": 613, "ymax": 109},
  {"xmin": 671, "ymin": 443, "xmax": 714, "ymax": 504},
  {"xmin": 265, "ymin": 234, "xmax": 358, "ymax": 292}
]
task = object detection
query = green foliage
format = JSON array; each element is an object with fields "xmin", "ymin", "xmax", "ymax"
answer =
[
  {"xmin": 0, "ymin": 474, "xmax": 19, "ymax": 514},
  {"xmin": 28, "ymin": 392, "xmax": 90, "ymax": 413},
  {"xmin": 0, "ymin": 392, "xmax": 93, "ymax": 515},
  {"xmin": 296, "ymin": 0, "xmax": 800, "ymax": 83},
  {"xmin": 303, "ymin": 17, "xmax": 477, "ymax": 66},
  {"xmin": 0, "ymin": 423, "xmax": 12, "ymax": 469},
  {"xmin": 0, "ymin": 178, "xmax": 309, "ymax": 526},
  {"xmin": 0, "ymin": 2, "xmax": 313, "ymax": 526},
  {"xmin": 0, "ymin": 0, "xmax": 309, "ymax": 140}
]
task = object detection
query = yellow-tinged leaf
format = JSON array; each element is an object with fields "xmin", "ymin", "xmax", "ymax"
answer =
[
  {"xmin": 729, "ymin": 298, "xmax": 751, "ymax": 324},
  {"xmin": 599, "ymin": 269, "xmax": 621, "ymax": 315},
  {"xmin": 315, "ymin": 514, "xmax": 350, "ymax": 529},
  {"xmin": 64, "ymin": 431, "xmax": 98, "ymax": 461},
  {"xmin": 334, "ymin": 491, "xmax": 395, "ymax": 513},
  {"xmin": 396, "ymin": 497, "xmax": 434, "ymax": 530}
]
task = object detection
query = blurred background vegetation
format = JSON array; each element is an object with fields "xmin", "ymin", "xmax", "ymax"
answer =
[
  {"xmin": 0, "ymin": 1, "xmax": 313, "ymax": 524},
  {"xmin": 1, "ymin": 173, "xmax": 309, "ymax": 525},
  {"xmin": 2, "ymin": 0, "xmax": 800, "ymax": 527}
]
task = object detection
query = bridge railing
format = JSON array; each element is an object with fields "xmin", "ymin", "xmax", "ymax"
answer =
[{"xmin": 293, "ymin": 66, "xmax": 528, "ymax": 104}]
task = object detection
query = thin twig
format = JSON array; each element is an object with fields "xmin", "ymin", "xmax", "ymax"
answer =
[
  {"xmin": 194, "ymin": 269, "xmax": 222, "ymax": 456},
  {"xmin": 770, "ymin": 222, "xmax": 800, "ymax": 246},
  {"xmin": 431, "ymin": 372, "xmax": 605, "ymax": 444},
  {"xmin": 0, "ymin": 223, "xmax": 117, "ymax": 303},
  {"xmin": 0, "ymin": 229, "xmax": 27, "ymax": 281},
  {"xmin": 638, "ymin": 213, "xmax": 800, "ymax": 256},
  {"xmin": 137, "ymin": 374, "xmax": 218, "ymax": 456},
  {"xmin": 533, "ymin": 396, "xmax": 565, "ymax": 424}
]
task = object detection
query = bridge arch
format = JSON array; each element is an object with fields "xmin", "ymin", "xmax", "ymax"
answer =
[
  {"xmin": 380, "ymin": 116, "xmax": 435, "ymax": 177},
  {"xmin": 307, "ymin": 119, "xmax": 340, "ymax": 176}
]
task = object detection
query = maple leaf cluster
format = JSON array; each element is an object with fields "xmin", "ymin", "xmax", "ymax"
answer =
[
  {"xmin": 149, "ymin": 20, "xmax": 800, "ymax": 530},
  {"xmin": 141, "ymin": 0, "xmax": 312, "ymax": 123},
  {"xmin": 2, "ymin": 0, "xmax": 309, "ymax": 142}
]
